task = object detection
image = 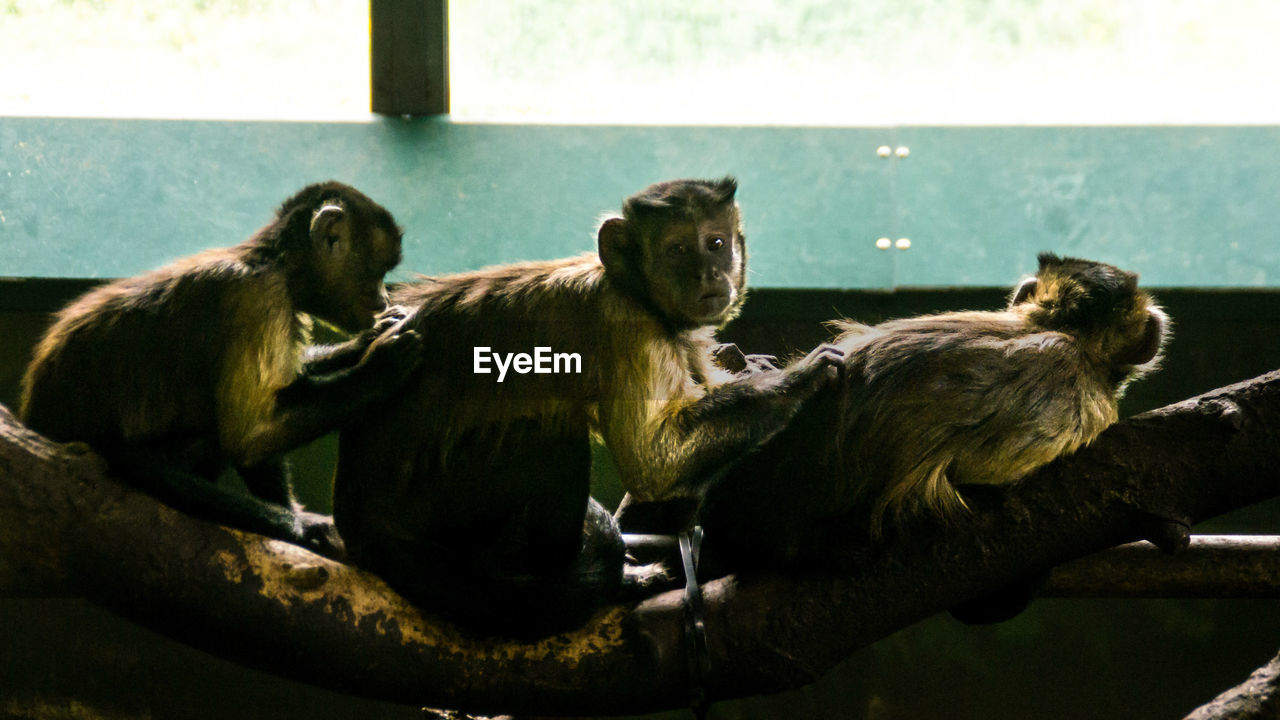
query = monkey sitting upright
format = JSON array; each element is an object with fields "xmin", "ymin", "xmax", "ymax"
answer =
[
  {"xmin": 19, "ymin": 181, "xmax": 420, "ymax": 558},
  {"xmin": 698, "ymin": 253, "xmax": 1169, "ymax": 570},
  {"xmin": 333, "ymin": 177, "xmax": 841, "ymax": 636}
]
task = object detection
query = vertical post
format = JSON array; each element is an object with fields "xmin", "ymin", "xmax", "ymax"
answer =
[{"xmin": 371, "ymin": 0, "xmax": 449, "ymax": 116}]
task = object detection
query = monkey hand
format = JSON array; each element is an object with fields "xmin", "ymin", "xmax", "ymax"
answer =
[
  {"xmin": 744, "ymin": 353, "xmax": 782, "ymax": 374},
  {"xmin": 371, "ymin": 304, "xmax": 412, "ymax": 333},
  {"xmin": 359, "ymin": 328, "xmax": 424, "ymax": 386},
  {"xmin": 781, "ymin": 343, "xmax": 845, "ymax": 398},
  {"xmin": 304, "ymin": 306, "xmax": 416, "ymax": 376},
  {"xmin": 712, "ymin": 343, "xmax": 749, "ymax": 373},
  {"xmin": 352, "ymin": 304, "xmax": 413, "ymax": 348},
  {"xmin": 295, "ymin": 511, "xmax": 347, "ymax": 560},
  {"xmin": 713, "ymin": 343, "xmax": 781, "ymax": 376}
]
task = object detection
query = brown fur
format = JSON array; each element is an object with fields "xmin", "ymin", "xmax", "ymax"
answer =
[
  {"xmin": 22, "ymin": 248, "xmax": 297, "ymax": 458},
  {"xmin": 827, "ymin": 253, "xmax": 1168, "ymax": 535},
  {"xmin": 381, "ymin": 253, "xmax": 755, "ymax": 500},
  {"xmin": 21, "ymin": 182, "xmax": 402, "ymax": 457},
  {"xmin": 697, "ymin": 253, "xmax": 1168, "ymax": 570},
  {"xmin": 341, "ymin": 178, "xmax": 836, "ymax": 513},
  {"xmin": 331, "ymin": 178, "xmax": 839, "ymax": 634},
  {"xmin": 19, "ymin": 181, "xmax": 412, "ymax": 556}
]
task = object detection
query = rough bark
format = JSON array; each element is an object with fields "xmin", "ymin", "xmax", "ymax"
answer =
[
  {"xmin": 0, "ymin": 369, "xmax": 1278, "ymax": 716},
  {"xmin": 1185, "ymin": 651, "xmax": 1280, "ymax": 720}
]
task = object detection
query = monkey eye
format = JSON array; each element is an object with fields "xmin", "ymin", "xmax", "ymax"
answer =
[{"xmin": 707, "ymin": 236, "xmax": 725, "ymax": 251}]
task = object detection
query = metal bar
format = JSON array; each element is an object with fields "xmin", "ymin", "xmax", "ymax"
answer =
[{"xmin": 1045, "ymin": 535, "xmax": 1280, "ymax": 598}]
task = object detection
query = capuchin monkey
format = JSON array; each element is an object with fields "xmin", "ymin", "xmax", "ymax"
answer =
[
  {"xmin": 20, "ymin": 181, "xmax": 421, "ymax": 558},
  {"xmin": 698, "ymin": 253, "xmax": 1169, "ymax": 572},
  {"xmin": 334, "ymin": 177, "xmax": 841, "ymax": 636}
]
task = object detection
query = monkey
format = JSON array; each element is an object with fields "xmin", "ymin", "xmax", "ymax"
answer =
[
  {"xmin": 332, "ymin": 177, "xmax": 842, "ymax": 636},
  {"xmin": 696, "ymin": 252, "xmax": 1169, "ymax": 571},
  {"xmin": 19, "ymin": 181, "xmax": 420, "ymax": 558}
]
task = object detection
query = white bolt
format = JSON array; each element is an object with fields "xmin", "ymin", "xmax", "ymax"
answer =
[
  {"xmin": 895, "ymin": 146, "xmax": 910, "ymax": 158},
  {"xmin": 895, "ymin": 238, "xmax": 912, "ymax": 250},
  {"xmin": 876, "ymin": 237, "xmax": 892, "ymax": 250},
  {"xmin": 876, "ymin": 145, "xmax": 892, "ymax": 158}
]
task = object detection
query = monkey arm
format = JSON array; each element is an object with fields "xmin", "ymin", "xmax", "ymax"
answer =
[
  {"xmin": 221, "ymin": 327, "xmax": 423, "ymax": 467},
  {"xmin": 300, "ymin": 337, "xmax": 371, "ymax": 376},
  {"xmin": 601, "ymin": 344, "xmax": 841, "ymax": 501},
  {"xmin": 302, "ymin": 306, "xmax": 411, "ymax": 376}
]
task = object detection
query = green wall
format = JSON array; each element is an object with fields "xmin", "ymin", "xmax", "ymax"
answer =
[{"xmin": 4, "ymin": 119, "xmax": 1280, "ymax": 288}]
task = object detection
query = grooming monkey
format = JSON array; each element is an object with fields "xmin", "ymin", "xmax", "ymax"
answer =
[
  {"xmin": 698, "ymin": 253, "xmax": 1168, "ymax": 569},
  {"xmin": 20, "ymin": 181, "xmax": 420, "ymax": 558},
  {"xmin": 333, "ymin": 177, "xmax": 841, "ymax": 635}
]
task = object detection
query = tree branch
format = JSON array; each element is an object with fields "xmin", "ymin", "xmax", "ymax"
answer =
[
  {"xmin": 0, "ymin": 369, "xmax": 1278, "ymax": 716},
  {"xmin": 1185, "ymin": 650, "xmax": 1280, "ymax": 720}
]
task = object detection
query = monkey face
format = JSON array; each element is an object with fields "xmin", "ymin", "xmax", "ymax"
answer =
[
  {"xmin": 598, "ymin": 177, "xmax": 747, "ymax": 331},
  {"xmin": 322, "ymin": 224, "xmax": 402, "ymax": 333},
  {"xmin": 645, "ymin": 211, "xmax": 745, "ymax": 327},
  {"xmin": 300, "ymin": 194, "xmax": 404, "ymax": 333}
]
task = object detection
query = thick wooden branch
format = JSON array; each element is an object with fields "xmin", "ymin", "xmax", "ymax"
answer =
[{"xmin": 0, "ymin": 369, "xmax": 1278, "ymax": 716}]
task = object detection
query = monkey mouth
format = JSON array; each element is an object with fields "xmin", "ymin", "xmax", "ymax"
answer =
[{"xmin": 695, "ymin": 291, "xmax": 732, "ymax": 317}]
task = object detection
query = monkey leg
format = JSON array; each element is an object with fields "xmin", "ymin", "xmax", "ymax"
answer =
[
  {"xmin": 340, "ymin": 421, "xmax": 623, "ymax": 637},
  {"xmin": 238, "ymin": 456, "xmax": 345, "ymax": 559},
  {"xmin": 615, "ymin": 493, "xmax": 699, "ymax": 534},
  {"xmin": 105, "ymin": 444, "xmax": 342, "ymax": 559},
  {"xmin": 459, "ymin": 430, "xmax": 625, "ymax": 632},
  {"xmin": 517, "ymin": 438, "xmax": 594, "ymax": 574},
  {"xmin": 352, "ymin": 503, "xmax": 624, "ymax": 640},
  {"xmin": 237, "ymin": 456, "xmax": 297, "ymax": 508}
]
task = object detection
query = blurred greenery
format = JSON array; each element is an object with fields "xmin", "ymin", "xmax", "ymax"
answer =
[
  {"xmin": 4, "ymin": 0, "xmax": 1278, "ymax": 123},
  {"xmin": 0, "ymin": 0, "xmax": 369, "ymax": 119},
  {"xmin": 449, "ymin": 0, "xmax": 1280, "ymax": 124}
]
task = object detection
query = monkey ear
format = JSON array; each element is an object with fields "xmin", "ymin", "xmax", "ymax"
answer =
[
  {"xmin": 1122, "ymin": 310, "xmax": 1167, "ymax": 365},
  {"xmin": 1010, "ymin": 277, "xmax": 1038, "ymax": 307},
  {"xmin": 597, "ymin": 217, "xmax": 629, "ymax": 272},
  {"xmin": 310, "ymin": 202, "xmax": 348, "ymax": 253}
]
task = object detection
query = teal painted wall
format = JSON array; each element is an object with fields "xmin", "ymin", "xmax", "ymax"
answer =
[{"xmin": 3, "ymin": 119, "xmax": 1280, "ymax": 288}]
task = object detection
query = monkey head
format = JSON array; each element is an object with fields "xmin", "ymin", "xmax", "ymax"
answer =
[
  {"xmin": 279, "ymin": 181, "xmax": 404, "ymax": 333},
  {"xmin": 1012, "ymin": 252, "xmax": 1168, "ymax": 385},
  {"xmin": 598, "ymin": 176, "xmax": 747, "ymax": 331}
]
